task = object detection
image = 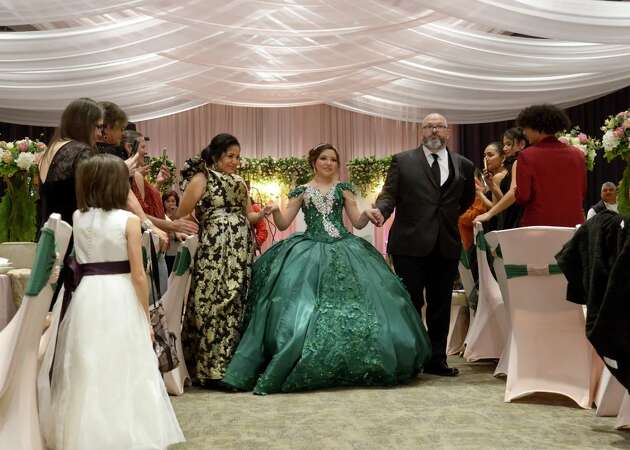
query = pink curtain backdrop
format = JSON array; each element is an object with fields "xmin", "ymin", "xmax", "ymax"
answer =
[{"xmin": 137, "ymin": 103, "xmax": 460, "ymax": 254}]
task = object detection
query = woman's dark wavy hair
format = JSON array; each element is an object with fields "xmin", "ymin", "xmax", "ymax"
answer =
[
  {"xmin": 308, "ymin": 143, "xmax": 340, "ymax": 169},
  {"xmin": 516, "ymin": 104, "xmax": 571, "ymax": 135},
  {"xmin": 200, "ymin": 133, "xmax": 240, "ymax": 165},
  {"xmin": 503, "ymin": 127, "xmax": 529, "ymax": 146}
]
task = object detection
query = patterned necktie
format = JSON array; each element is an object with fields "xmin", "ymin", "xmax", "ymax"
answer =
[{"xmin": 431, "ymin": 153, "xmax": 441, "ymax": 186}]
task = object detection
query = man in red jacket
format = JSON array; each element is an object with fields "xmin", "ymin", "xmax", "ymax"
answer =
[{"xmin": 475, "ymin": 104, "xmax": 586, "ymax": 227}]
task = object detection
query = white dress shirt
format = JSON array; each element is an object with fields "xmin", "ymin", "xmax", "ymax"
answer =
[
  {"xmin": 586, "ymin": 202, "xmax": 618, "ymax": 220},
  {"xmin": 422, "ymin": 145, "xmax": 450, "ymax": 186}
]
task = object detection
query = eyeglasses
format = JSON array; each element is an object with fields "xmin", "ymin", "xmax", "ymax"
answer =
[
  {"xmin": 422, "ymin": 125, "xmax": 447, "ymax": 131},
  {"xmin": 95, "ymin": 124, "xmax": 105, "ymax": 131}
]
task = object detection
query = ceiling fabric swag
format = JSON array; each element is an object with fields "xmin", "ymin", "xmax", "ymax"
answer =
[{"xmin": 1, "ymin": 0, "xmax": 630, "ymax": 125}]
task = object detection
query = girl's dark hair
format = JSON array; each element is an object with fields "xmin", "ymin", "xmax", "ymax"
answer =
[
  {"xmin": 50, "ymin": 98, "xmax": 103, "ymax": 148},
  {"xmin": 76, "ymin": 153, "xmax": 130, "ymax": 212},
  {"xmin": 200, "ymin": 133, "xmax": 240, "ymax": 165},
  {"xmin": 162, "ymin": 190, "xmax": 180, "ymax": 206},
  {"xmin": 516, "ymin": 104, "xmax": 571, "ymax": 135},
  {"xmin": 308, "ymin": 143, "xmax": 340, "ymax": 169}
]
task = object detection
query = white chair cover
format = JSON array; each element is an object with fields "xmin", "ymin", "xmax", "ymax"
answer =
[
  {"xmin": 161, "ymin": 235, "xmax": 199, "ymax": 396},
  {"xmin": 495, "ymin": 226, "xmax": 596, "ymax": 409},
  {"xmin": 485, "ymin": 231, "xmax": 511, "ymax": 377},
  {"xmin": 616, "ymin": 391, "xmax": 630, "ymax": 429},
  {"xmin": 0, "ymin": 214, "xmax": 72, "ymax": 450},
  {"xmin": 446, "ymin": 290, "xmax": 469, "ymax": 356},
  {"xmin": 463, "ymin": 223, "xmax": 507, "ymax": 361},
  {"xmin": 595, "ymin": 366, "xmax": 626, "ymax": 417},
  {"xmin": 458, "ymin": 253, "xmax": 476, "ymax": 300}
]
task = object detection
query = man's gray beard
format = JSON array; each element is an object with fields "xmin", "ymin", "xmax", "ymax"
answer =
[{"xmin": 424, "ymin": 137, "xmax": 444, "ymax": 151}]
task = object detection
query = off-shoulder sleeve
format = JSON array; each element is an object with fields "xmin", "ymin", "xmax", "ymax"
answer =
[
  {"xmin": 179, "ymin": 156, "xmax": 208, "ymax": 191},
  {"xmin": 337, "ymin": 182, "xmax": 356, "ymax": 195},
  {"xmin": 288, "ymin": 185, "xmax": 307, "ymax": 199}
]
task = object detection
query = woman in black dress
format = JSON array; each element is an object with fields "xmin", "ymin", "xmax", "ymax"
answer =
[
  {"xmin": 38, "ymin": 98, "xmax": 104, "ymax": 227},
  {"xmin": 497, "ymin": 127, "xmax": 528, "ymax": 230}
]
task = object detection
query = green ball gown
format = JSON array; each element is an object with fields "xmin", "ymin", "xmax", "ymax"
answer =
[{"xmin": 222, "ymin": 182, "xmax": 431, "ymax": 394}]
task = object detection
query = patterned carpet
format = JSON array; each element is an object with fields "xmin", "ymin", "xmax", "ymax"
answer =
[{"xmin": 169, "ymin": 357, "xmax": 629, "ymax": 450}]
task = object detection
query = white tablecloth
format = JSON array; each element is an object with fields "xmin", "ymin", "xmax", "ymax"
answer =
[{"xmin": 0, "ymin": 274, "xmax": 17, "ymax": 330}]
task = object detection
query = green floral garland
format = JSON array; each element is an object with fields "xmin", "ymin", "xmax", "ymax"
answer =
[
  {"xmin": 239, "ymin": 157, "xmax": 312, "ymax": 188},
  {"xmin": 347, "ymin": 156, "xmax": 392, "ymax": 197},
  {"xmin": 0, "ymin": 138, "xmax": 46, "ymax": 242},
  {"xmin": 146, "ymin": 155, "xmax": 177, "ymax": 194},
  {"xmin": 179, "ymin": 155, "xmax": 393, "ymax": 203}
]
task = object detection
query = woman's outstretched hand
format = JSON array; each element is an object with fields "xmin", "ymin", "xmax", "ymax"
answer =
[{"xmin": 365, "ymin": 207, "xmax": 384, "ymax": 227}]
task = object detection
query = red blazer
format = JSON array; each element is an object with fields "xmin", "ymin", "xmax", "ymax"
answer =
[{"xmin": 515, "ymin": 136, "xmax": 586, "ymax": 227}]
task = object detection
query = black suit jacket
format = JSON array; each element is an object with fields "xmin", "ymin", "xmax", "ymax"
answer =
[
  {"xmin": 555, "ymin": 211, "xmax": 630, "ymax": 390},
  {"xmin": 375, "ymin": 147, "xmax": 475, "ymax": 259}
]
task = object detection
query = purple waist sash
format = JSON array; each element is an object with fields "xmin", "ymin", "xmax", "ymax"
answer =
[
  {"xmin": 61, "ymin": 256, "xmax": 131, "ymax": 320},
  {"xmin": 51, "ymin": 257, "xmax": 132, "ymax": 381}
]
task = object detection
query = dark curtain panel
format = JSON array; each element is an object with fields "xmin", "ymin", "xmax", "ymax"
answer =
[
  {"xmin": 0, "ymin": 123, "xmax": 55, "ymax": 144},
  {"xmin": 458, "ymin": 86, "xmax": 630, "ymax": 208}
]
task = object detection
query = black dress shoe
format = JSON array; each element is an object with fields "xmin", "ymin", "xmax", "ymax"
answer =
[{"xmin": 423, "ymin": 361, "xmax": 460, "ymax": 377}]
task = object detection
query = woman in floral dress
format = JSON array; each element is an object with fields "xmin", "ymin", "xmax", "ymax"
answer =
[{"xmin": 176, "ymin": 133, "xmax": 272, "ymax": 387}]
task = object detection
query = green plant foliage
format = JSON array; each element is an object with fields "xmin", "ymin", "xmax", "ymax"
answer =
[
  {"xmin": 146, "ymin": 155, "xmax": 177, "ymax": 194},
  {"xmin": 347, "ymin": 156, "xmax": 392, "ymax": 196},
  {"xmin": 0, "ymin": 138, "xmax": 45, "ymax": 242},
  {"xmin": 239, "ymin": 157, "xmax": 312, "ymax": 189},
  {"xmin": 618, "ymin": 165, "xmax": 630, "ymax": 217},
  {"xmin": 0, "ymin": 172, "xmax": 37, "ymax": 242}
]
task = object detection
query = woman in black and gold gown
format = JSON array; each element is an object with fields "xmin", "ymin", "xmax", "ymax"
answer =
[{"xmin": 177, "ymin": 133, "xmax": 271, "ymax": 387}]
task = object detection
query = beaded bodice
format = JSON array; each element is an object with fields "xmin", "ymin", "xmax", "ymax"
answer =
[{"xmin": 288, "ymin": 182, "xmax": 355, "ymax": 242}]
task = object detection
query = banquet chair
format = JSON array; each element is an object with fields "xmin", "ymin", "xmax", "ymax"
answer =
[
  {"xmin": 463, "ymin": 224, "xmax": 507, "ymax": 361},
  {"xmin": 595, "ymin": 366, "xmax": 626, "ymax": 417},
  {"xmin": 0, "ymin": 214, "xmax": 72, "ymax": 450},
  {"xmin": 485, "ymin": 231, "xmax": 511, "ymax": 377},
  {"xmin": 616, "ymin": 391, "xmax": 630, "ymax": 429},
  {"xmin": 446, "ymin": 290, "xmax": 469, "ymax": 355},
  {"xmin": 494, "ymin": 226, "xmax": 595, "ymax": 409},
  {"xmin": 458, "ymin": 247, "xmax": 476, "ymax": 301},
  {"xmin": 161, "ymin": 235, "xmax": 199, "ymax": 395},
  {"xmin": 448, "ymin": 247, "xmax": 475, "ymax": 356},
  {"xmin": 0, "ymin": 242, "xmax": 37, "ymax": 329}
]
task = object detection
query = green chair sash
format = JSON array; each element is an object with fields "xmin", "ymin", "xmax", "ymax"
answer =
[
  {"xmin": 25, "ymin": 228, "xmax": 56, "ymax": 296},
  {"xmin": 459, "ymin": 248, "xmax": 471, "ymax": 270},
  {"xmin": 475, "ymin": 231, "xmax": 489, "ymax": 252},
  {"xmin": 175, "ymin": 247, "xmax": 192, "ymax": 276},
  {"xmin": 505, "ymin": 263, "xmax": 562, "ymax": 279}
]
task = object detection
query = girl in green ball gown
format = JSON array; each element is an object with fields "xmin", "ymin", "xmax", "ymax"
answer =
[{"xmin": 222, "ymin": 144, "xmax": 431, "ymax": 394}]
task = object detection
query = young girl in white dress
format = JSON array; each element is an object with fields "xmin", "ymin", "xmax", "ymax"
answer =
[{"xmin": 48, "ymin": 153, "xmax": 184, "ymax": 450}]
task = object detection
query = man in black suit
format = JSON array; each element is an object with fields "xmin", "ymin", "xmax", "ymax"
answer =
[{"xmin": 366, "ymin": 113, "xmax": 475, "ymax": 376}]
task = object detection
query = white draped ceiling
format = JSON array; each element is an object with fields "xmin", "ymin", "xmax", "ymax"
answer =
[{"xmin": 1, "ymin": 0, "xmax": 630, "ymax": 126}]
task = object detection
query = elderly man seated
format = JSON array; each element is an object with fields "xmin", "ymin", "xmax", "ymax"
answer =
[{"xmin": 587, "ymin": 182, "xmax": 618, "ymax": 220}]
